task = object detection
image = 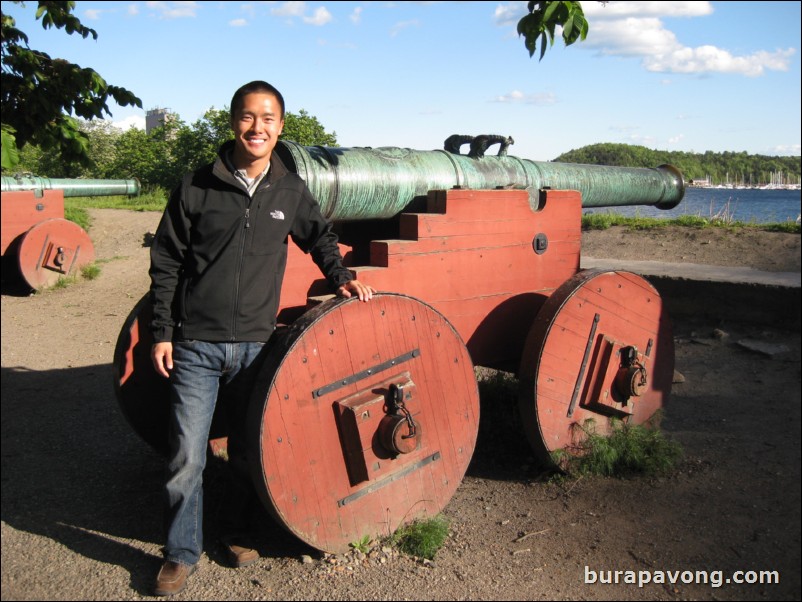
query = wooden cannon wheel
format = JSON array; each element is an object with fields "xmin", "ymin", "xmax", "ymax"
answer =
[
  {"xmin": 517, "ymin": 270, "xmax": 674, "ymax": 469},
  {"xmin": 112, "ymin": 294, "xmax": 231, "ymax": 454},
  {"xmin": 112, "ymin": 294, "xmax": 171, "ymax": 454},
  {"xmin": 17, "ymin": 218, "xmax": 95, "ymax": 290},
  {"xmin": 247, "ymin": 293, "xmax": 480, "ymax": 553}
]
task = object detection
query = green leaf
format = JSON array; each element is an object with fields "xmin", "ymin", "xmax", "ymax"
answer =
[
  {"xmin": 577, "ymin": 14, "xmax": 589, "ymax": 41},
  {"xmin": 517, "ymin": 0, "xmax": 589, "ymax": 62},
  {"xmin": 1, "ymin": 127, "xmax": 21, "ymax": 170},
  {"xmin": 543, "ymin": 1, "xmax": 559, "ymax": 22},
  {"xmin": 563, "ymin": 15, "xmax": 574, "ymax": 40}
]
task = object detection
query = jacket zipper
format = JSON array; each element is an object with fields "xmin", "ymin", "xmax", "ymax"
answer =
[
  {"xmin": 230, "ymin": 181, "xmax": 269, "ymax": 341},
  {"xmin": 230, "ymin": 199, "xmax": 252, "ymax": 341}
]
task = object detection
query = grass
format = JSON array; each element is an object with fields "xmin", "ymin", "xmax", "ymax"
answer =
[
  {"xmin": 582, "ymin": 211, "xmax": 800, "ymax": 234},
  {"xmin": 64, "ymin": 188, "xmax": 168, "ymax": 232},
  {"xmin": 349, "ymin": 534, "xmax": 372, "ymax": 554},
  {"xmin": 46, "ymin": 262, "xmax": 102, "ymax": 291},
  {"xmin": 389, "ymin": 515, "xmax": 450, "ymax": 560},
  {"xmin": 555, "ymin": 414, "xmax": 683, "ymax": 478}
]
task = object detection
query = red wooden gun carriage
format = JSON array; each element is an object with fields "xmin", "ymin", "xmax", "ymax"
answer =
[
  {"xmin": 1, "ymin": 176, "xmax": 140, "ymax": 290},
  {"xmin": 113, "ymin": 137, "xmax": 684, "ymax": 553}
]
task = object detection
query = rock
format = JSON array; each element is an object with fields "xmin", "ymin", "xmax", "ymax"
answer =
[{"xmin": 737, "ymin": 339, "xmax": 791, "ymax": 356}]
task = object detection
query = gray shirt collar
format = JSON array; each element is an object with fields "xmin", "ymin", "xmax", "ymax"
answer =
[{"xmin": 224, "ymin": 148, "xmax": 269, "ymax": 196}]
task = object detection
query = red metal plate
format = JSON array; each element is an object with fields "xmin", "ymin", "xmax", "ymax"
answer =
[
  {"xmin": 16, "ymin": 218, "xmax": 95, "ymax": 289},
  {"xmin": 517, "ymin": 270, "xmax": 674, "ymax": 468},
  {"xmin": 247, "ymin": 293, "xmax": 480, "ymax": 553}
]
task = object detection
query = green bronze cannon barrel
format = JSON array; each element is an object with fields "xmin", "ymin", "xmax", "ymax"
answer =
[
  {"xmin": 1, "ymin": 176, "xmax": 140, "ymax": 198},
  {"xmin": 276, "ymin": 139, "xmax": 684, "ymax": 221}
]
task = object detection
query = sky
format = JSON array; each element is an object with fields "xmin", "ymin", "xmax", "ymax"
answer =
[{"xmin": 3, "ymin": 1, "xmax": 801, "ymax": 161}]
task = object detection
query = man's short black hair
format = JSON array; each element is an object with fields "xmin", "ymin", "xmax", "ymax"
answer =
[{"xmin": 230, "ymin": 81, "xmax": 285, "ymax": 120}]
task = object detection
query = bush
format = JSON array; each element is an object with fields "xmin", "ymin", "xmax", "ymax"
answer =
[
  {"xmin": 390, "ymin": 515, "xmax": 450, "ymax": 560},
  {"xmin": 558, "ymin": 415, "xmax": 683, "ymax": 478}
]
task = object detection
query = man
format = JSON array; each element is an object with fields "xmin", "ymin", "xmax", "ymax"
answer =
[{"xmin": 148, "ymin": 80, "xmax": 374, "ymax": 596}]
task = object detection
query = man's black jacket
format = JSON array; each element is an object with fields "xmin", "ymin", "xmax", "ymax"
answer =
[{"xmin": 149, "ymin": 142, "xmax": 353, "ymax": 343}]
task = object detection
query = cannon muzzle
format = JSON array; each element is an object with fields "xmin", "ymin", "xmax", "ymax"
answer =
[
  {"xmin": 1, "ymin": 176, "xmax": 141, "ymax": 198},
  {"xmin": 276, "ymin": 137, "xmax": 684, "ymax": 221}
]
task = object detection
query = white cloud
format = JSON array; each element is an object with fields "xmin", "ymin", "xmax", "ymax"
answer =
[
  {"xmin": 586, "ymin": 17, "xmax": 679, "ymax": 57},
  {"xmin": 84, "ymin": 9, "xmax": 102, "ymax": 20},
  {"xmin": 270, "ymin": 2, "xmax": 332, "ymax": 26},
  {"xmin": 350, "ymin": 6, "xmax": 363, "ymax": 25},
  {"xmin": 303, "ymin": 7, "xmax": 333, "ymax": 26},
  {"xmin": 495, "ymin": 90, "xmax": 525, "ymax": 102},
  {"xmin": 127, "ymin": 4, "xmax": 139, "ymax": 16},
  {"xmin": 587, "ymin": 10, "xmax": 795, "ymax": 77},
  {"xmin": 229, "ymin": 18, "xmax": 247, "ymax": 27},
  {"xmin": 271, "ymin": 1, "xmax": 307, "ymax": 18},
  {"xmin": 390, "ymin": 20, "xmax": 420, "ymax": 38},
  {"xmin": 493, "ymin": 2, "xmax": 523, "ymax": 27},
  {"xmin": 644, "ymin": 46, "xmax": 795, "ymax": 77},
  {"xmin": 495, "ymin": 1, "xmax": 794, "ymax": 77},
  {"xmin": 494, "ymin": 90, "xmax": 557, "ymax": 105},
  {"xmin": 668, "ymin": 134, "xmax": 685, "ymax": 145},
  {"xmin": 113, "ymin": 115, "xmax": 146, "ymax": 131},
  {"xmin": 145, "ymin": 1, "xmax": 199, "ymax": 19},
  {"xmin": 770, "ymin": 144, "xmax": 802, "ymax": 156},
  {"xmin": 609, "ymin": 124, "xmax": 640, "ymax": 133},
  {"xmin": 624, "ymin": 133, "xmax": 658, "ymax": 147},
  {"xmin": 583, "ymin": 1, "xmax": 713, "ymax": 19}
]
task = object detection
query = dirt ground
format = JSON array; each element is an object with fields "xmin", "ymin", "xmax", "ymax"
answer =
[{"xmin": 1, "ymin": 209, "xmax": 800, "ymax": 601}]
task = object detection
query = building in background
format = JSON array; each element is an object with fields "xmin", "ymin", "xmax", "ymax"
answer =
[{"xmin": 145, "ymin": 108, "xmax": 174, "ymax": 135}]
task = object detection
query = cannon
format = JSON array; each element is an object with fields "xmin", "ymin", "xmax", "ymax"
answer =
[
  {"xmin": 113, "ymin": 136, "xmax": 684, "ymax": 553},
  {"xmin": 1, "ymin": 176, "xmax": 141, "ymax": 290}
]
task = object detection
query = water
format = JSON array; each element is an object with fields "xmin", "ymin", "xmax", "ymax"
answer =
[{"xmin": 584, "ymin": 187, "xmax": 801, "ymax": 224}]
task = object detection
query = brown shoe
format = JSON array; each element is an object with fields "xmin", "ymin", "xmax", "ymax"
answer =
[
  {"xmin": 222, "ymin": 541, "xmax": 259, "ymax": 568},
  {"xmin": 154, "ymin": 560, "xmax": 195, "ymax": 596}
]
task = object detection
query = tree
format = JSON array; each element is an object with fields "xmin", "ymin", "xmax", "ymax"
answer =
[
  {"xmin": 14, "ymin": 104, "xmax": 341, "ymax": 187},
  {"xmin": 172, "ymin": 108, "xmax": 233, "ymax": 176},
  {"xmin": 282, "ymin": 109, "xmax": 337, "ymax": 147},
  {"xmin": 553, "ymin": 142, "xmax": 801, "ymax": 185},
  {"xmin": 518, "ymin": 1, "xmax": 591, "ymax": 61},
  {"xmin": 106, "ymin": 107, "xmax": 339, "ymax": 189},
  {"xmin": 15, "ymin": 117, "xmax": 122, "ymax": 177},
  {"xmin": 1, "ymin": 1, "xmax": 141, "ymax": 170},
  {"xmin": 77, "ymin": 119, "xmax": 122, "ymax": 178},
  {"xmin": 110, "ymin": 126, "xmax": 167, "ymax": 187}
]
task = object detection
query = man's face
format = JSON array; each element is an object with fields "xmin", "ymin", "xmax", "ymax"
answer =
[{"xmin": 231, "ymin": 92, "xmax": 284, "ymax": 170}]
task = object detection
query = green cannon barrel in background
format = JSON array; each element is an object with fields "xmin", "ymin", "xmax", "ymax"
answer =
[
  {"xmin": 1, "ymin": 176, "xmax": 141, "ymax": 198},
  {"xmin": 276, "ymin": 140, "xmax": 685, "ymax": 221}
]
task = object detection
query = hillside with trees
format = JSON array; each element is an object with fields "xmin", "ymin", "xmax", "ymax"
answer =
[{"xmin": 554, "ymin": 143, "xmax": 801, "ymax": 188}]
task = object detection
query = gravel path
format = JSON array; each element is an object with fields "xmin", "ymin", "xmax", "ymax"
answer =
[{"xmin": 1, "ymin": 210, "xmax": 800, "ymax": 600}]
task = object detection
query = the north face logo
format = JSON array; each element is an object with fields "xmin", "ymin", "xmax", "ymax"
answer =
[{"xmin": 270, "ymin": 210, "xmax": 285, "ymax": 220}]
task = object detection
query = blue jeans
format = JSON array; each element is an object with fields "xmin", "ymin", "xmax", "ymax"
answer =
[{"xmin": 162, "ymin": 340, "xmax": 267, "ymax": 566}]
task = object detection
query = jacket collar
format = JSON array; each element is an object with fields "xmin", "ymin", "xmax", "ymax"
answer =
[{"xmin": 212, "ymin": 140, "xmax": 289, "ymax": 190}]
